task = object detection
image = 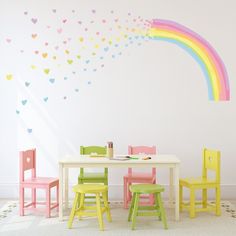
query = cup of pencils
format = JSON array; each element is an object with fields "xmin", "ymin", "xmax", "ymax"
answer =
[{"xmin": 107, "ymin": 141, "xmax": 113, "ymax": 158}]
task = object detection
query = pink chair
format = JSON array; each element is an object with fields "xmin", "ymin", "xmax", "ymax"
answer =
[
  {"xmin": 123, "ymin": 145, "xmax": 157, "ymax": 208},
  {"xmin": 19, "ymin": 149, "xmax": 59, "ymax": 217}
]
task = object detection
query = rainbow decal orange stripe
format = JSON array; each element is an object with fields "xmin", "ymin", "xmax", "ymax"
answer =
[{"xmin": 147, "ymin": 19, "xmax": 230, "ymax": 101}]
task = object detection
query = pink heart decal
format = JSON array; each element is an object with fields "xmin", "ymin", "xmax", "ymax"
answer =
[
  {"xmin": 45, "ymin": 42, "xmax": 48, "ymax": 46},
  {"xmin": 47, "ymin": 25, "xmax": 51, "ymax": 29},
  {"xmin": 63, "ymin": 41, "xmax": 67, "ymax": 44},
  {"xmin": 34, "ymin": 50, "xmax": 39, "ymax": 54},
  {"xmin": 92, "ymin": 9, "xmax": 96, "ymax": 14},
  {"xmin": 78, "ymin": 21, "xmax": 82, "ymax": 24},
  {"xmin": 57, "ymin": 28, "xmax": 62, "ymax": 34},
  {"xmin": 62, "ymin": 19, "xmax": 67, "ymax": 23},
  {"xmin": 31, "ymin": 18, "xmax": 38, "ymax": 24},
  {"xmin": 6, "ymin": 38, "xmax": 11, "ymax": 43},
  {"xmin": 54, "ymin": 46, "xmax": 59, "ymax": 50},
  {"xmin": 102, "ymin": 19, "xmax": 106, "ymax": 23}
]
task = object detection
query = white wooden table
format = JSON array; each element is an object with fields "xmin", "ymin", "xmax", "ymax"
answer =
[{"xmin": 59, "ymin": 155, "xmax": 180, "ymax": 221}]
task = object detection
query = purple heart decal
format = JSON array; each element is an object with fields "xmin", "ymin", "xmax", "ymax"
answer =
[{"xmin": 31, "ymin": 18, "xmax": 38, "ymax": 24}]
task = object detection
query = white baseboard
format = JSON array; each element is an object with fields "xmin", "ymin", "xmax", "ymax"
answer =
[{"xmin": 0, "ymin": 183, "xmax": 236, "ymax": 200}]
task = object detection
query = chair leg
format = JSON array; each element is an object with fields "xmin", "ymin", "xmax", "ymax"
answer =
[
  {"xmin": 179, "ymin": 184, "xmax": 183, "ymax": 212},
  {"xmin": 56, "ymin": 183, "xmax": 59, "ymax": 211},
  {"xmin": 124, "ymin": 178, "xmax": 128, "ymax": 209},
  {"xmin": 156, "ymin": 193, "xmax": 168, "ymax": 229},
  {"xmin": 96, "ymin": 193, "xmax": 104, "ymax": 231},
  {"xmin": 68, "ymin": 193, "xmax": 79, "ymax": 229},
  {"xmin": 19, "ymin": 187, "xmax": 24, "ymax": 216},
  {"xmin": 202, "ymin": 188, "xmax": 207, "ymax": 208},
  {"xmin": 154, "ymin": 192, "xmax": 161, "ymax": 220},
  {"xmin": 128, "ymin": 182, "xmax": 132, "ymax": 203},
  {"xmin": 216, "ymin": 186, "xmax": 221, "ymax": 216},
  {"xmin": 128, "ymin": 192, "xmax": 136, "ymax": 222},
  {"xmin": 102, "ymin": 192, "xmax": 112, "ymax": 222},
  {"xmin": 32, "ymin": 188, "xmax": 36, "ymax": 208},
  {"xmin": 78, "ymin": 193, "xmax": 84, "ymax": 220},
  {"xmin": 46, "ymin": 187, "xmax": 51, "ymax": 218},
  {"xmin": 190, "ymin": 187, "xmax": 195, "ymax": 218},
  {"xmin": 131, "ymin": 193, "xmax": 140, "ymax": 230}
]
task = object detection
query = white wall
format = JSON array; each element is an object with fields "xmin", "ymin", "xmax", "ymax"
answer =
[{"xmin": 0, "ymin": 0, "xmax": 236, "ymax": 199}]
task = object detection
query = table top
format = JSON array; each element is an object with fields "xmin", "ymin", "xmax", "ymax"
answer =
[{"xmin": 59, "ymin": 154, "xmax": 180, "ymax": 165}]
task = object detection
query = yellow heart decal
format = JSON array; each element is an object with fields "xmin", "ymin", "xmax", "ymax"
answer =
[
  {"xmin": 31, "ymin": 65, "xmax": 37, "ymax": 69},
  {"xmin": 6, "ymin": 74, "xmax": 13, "ymax": 80},
  {"xmin": 67, "ymin": 60, "xmax": 73, "ymax": 64},
  {"xmin": 44, "ymin": 69, "xmax": 50, "ymax": 74}
]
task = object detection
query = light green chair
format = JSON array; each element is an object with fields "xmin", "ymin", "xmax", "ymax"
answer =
[
  {"xmin": 78, "ymin": 146, "xmax": 108, "ymax": 185},
  {"xmin": 128, "ymin": 184, "xmax": 168, "ymax": 230},
  {"xmin": 68, "ymin": 184, "xmax": 112, "ymax": 231}
]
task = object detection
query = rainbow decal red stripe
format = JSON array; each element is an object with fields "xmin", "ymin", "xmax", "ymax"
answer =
[{"xmin": 147, "ymin": 19, "xmax": 230, "ymax": 101}]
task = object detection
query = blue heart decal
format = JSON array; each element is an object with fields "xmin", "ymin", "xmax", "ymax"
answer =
[
  {"xmin": 43, "ymin": 97, "xmax": 48, "ymax": 102},
  {"xmin": 27, "ymin": 128, "xmax": 32, "ymax": 133},
  {"xmin": 25, "ymin": 82, "xmax": 30, "ymax": 87},
  {"xmin": 16, "ymin": 110, "xmax": 20, "ymax": 114},
  {"xmin": 49, "ymin": 78, "xmax": 55, "ymax": 83},
  {"xmin": 64, "ymin": 77, "xmax": 68, "ymax": 80},
  {"xmin": 104, "ymin": 47, "xmax": 109, "ymax": 52},
  {"xmin": 21, "ymin": 100, "xmax": 27, "ymax": 105},
  {"xmin": 85, "ymin": 60, "xmax": 90, "ymax": 64}
]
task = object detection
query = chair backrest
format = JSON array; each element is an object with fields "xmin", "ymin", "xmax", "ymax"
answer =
[
  {"xmin": 128, "ymin": 145, "xmax": 157, "ymax": 176},
  {"xmin": 80, "ymin": 146, "xmax": 107, "ymax": 176},
  {"xmin": 128, "ymin": 146, "xmax": 156, "ymax": 155},
  {"xmin": 80, "ymin": 146, "xmax": 107, "ymax": 155},
  {"xmin": 202, "ymin": 148, "xmax": 220, "ymax": 183},
  {"xmin": 19, "ymin": 149, "xmax": 36, "ymax": 182}
]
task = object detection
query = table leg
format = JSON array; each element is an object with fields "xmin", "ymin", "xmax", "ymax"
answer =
[
  {"xmin": 65, "ymin": 167, "xmax": 69, "ymax": 209},
  {"xmin": 59, "ymin": 163, "xmax": 64, "ymax": 221},
  {"xmin": 174, "ymin": 164, "xmax": 180, "ymax": 221},
  {"xmin": 169, "ymin": 167, "xmax": 174, "ymax": 208}
]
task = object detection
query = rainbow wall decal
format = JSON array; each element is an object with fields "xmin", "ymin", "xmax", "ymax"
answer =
[{"xmin": 147, "ymin": 19, "xmax": 230, "ymax": 101}]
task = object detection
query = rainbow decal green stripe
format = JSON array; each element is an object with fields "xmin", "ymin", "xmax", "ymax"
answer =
[{"xmin": 147, "ymin": 19, "xmax": 230, "ymax": 101}]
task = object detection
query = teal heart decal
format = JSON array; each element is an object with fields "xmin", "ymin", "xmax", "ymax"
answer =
[
  {"xmin": 21, "ymin": 100, "xmax": 27, "ymax": 105},
  {"xmin": 49, "ymin": 78, "xmax": 55, "ymax": 84}
]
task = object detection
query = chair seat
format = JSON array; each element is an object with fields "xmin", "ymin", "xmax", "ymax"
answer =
[
  {"xmin": 124, "ymin": 172, "xmax": 154, "ymax": 180},
  {"xmin": 79, "ymin": 173, "xmax": 106, "ymax": 179},
  {"xmin": 73, "ymin": 184, "xmax": 108, "ymax": 194},
  {"xmin": 180, "ymin": 177, "xmax": 218, "ymax": 186},
  {"xmin": 22, "ymin": 177, "xmax": 58, "ymax": 185},
  {"xmin": 130, "ymin": 184, "xmax": 164, "ymax": 194}
]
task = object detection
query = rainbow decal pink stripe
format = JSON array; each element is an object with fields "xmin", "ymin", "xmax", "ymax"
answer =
[{"xmin": 147, "ymin": 19, "xmax": 230, "ymax": 101}]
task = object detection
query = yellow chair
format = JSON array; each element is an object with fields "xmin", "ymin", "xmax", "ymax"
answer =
[
  {"xmin": 179, "ymin": 148, "xmax": 221, "ymax": 218},
  {"xmin": 68, "ymin": 184, "xmax": 112, "ymax": 231}
]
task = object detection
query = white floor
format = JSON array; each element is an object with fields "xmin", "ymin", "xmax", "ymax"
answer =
[{"xmin": 0, "ymin": 199, "xmax": 236, "ymax": 236}]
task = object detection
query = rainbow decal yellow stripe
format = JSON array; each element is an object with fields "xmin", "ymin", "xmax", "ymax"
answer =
[{"xmin": 147, "ymin": 19, "xmax": 230, "ymax": 101}]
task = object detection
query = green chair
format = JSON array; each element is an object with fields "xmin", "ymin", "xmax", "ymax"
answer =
[
  {"xmin": 78, "ymin": 146, "xmax": 108, "ymax": 185},
  {"xmin": 128, "ymin": 184, "xmax": 168, "ymax": 230}
]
